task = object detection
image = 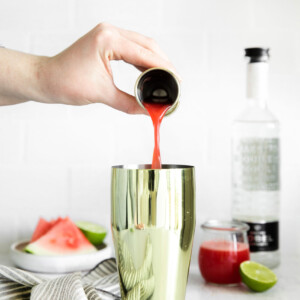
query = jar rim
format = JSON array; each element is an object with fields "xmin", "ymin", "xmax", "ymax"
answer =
[{"xmin": 201, "ymin": 220, "xmax": 249, "ymax": 232}]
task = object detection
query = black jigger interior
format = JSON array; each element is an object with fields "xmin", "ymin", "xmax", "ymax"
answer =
[{"xmin": 135, "ymin": 68, "xmax": 180, "ymax": 115}]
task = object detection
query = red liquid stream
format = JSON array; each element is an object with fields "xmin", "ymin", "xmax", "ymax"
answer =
[
  {"xmin": 143, "ymin": 102, "xmax": 171, "ymax": 169},
  {"xmin": 198, "ymin": 240, "xmax": 250, "ymax": 284}
]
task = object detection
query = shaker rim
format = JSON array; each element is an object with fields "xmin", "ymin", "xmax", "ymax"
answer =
[{"xmin": 112, "ymin": 164, "xmax": 194, "ymax": 170}]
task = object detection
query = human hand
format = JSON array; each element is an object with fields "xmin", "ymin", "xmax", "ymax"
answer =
[{"xmin": 38, "ymin": 23, "xmax": 177, "ymax": 114}]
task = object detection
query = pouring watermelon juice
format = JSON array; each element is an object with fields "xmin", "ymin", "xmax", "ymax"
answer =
[{"xmin": 143, "ymin": 102, "xmax": 171, "ymax": 169}]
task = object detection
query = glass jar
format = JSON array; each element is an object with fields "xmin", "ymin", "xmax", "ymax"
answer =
[{"xmin": 198, "ymin": 220, "xmax": 250, "ymax": 285}]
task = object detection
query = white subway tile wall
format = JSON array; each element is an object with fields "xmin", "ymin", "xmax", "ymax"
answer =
[{"xmin": 0, "ymin": 0, "xmax": 299, "ymax": 265}]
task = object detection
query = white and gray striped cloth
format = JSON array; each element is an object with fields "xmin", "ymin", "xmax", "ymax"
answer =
[{"xmin": 0, "ymin": 258, "xmax": 121, "ymax": 300}]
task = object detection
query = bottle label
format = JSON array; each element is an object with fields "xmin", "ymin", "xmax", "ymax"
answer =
[
  {"xmin": 246, "ymin": 221, "xmax": 279, "ymax": 252},
  {"xmin": 233, "ymin": 138, "xmax": 280, "ymax": 191}
]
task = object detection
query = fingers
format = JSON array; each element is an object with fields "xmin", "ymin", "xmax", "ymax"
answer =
[
  {"xmin": 119, "ymin": 28, "xmax": 170, "ymax": 62},
  {"xmin": 95, "ymin": 23, "xmax": 181, "ymax": 79},
  {"xmin": 107, "ymin": 88, "xmax": 147, "ymax": 115},
  {"xmin": 115, "ymin": 37, "xmax": 177, "ymax": 75},
  {"xmin": 92, "ymin": 23, "xmax": 181, "ymax": 114}
]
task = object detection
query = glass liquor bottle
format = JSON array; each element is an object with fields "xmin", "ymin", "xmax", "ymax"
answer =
[{"xmin": 232, "ymin": 48, "xmax": 280, "ymax": 268}]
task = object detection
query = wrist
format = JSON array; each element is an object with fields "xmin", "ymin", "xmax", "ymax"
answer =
[
  {"xmin": 0, "ymin": 48, "xmax": 52, "ymax": 105},
  {"xmin": 37, "ymin": 55, "xmax": 81, "ymax": 105},
  {"xmin": 33, "ymin": 56, "xmax": 57, "ymax": 104}
]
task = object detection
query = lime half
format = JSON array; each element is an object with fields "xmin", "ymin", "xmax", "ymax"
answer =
[
  {"xmin": 76, "ymin": 221, "xmax": 107, "ymax": 246},
  {"xmin": 240, "ymin": 261, "xmax": 277, "ymax": 292}
]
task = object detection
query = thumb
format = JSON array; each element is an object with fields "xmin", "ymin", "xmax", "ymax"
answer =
[{"xmin": 109, "ymin": 88, "xmax": 147, "ymax": 115}]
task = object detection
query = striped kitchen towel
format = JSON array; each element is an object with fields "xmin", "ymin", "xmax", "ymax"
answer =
[{"xmin": 0, "ymin": 258, "xmax": 121, "ymax": 300}]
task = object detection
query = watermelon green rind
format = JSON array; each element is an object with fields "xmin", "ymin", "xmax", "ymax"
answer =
[
  {"xmin": 25, "ymin": 247, "xmax": 34, "ymax": 254},
  {"xmin": 25, "ymin": 217, "xmax": 97, "ymax": 256},
  {"xmin": 25, "ymin": 241, "xmax": 96, "ymax": 256}
]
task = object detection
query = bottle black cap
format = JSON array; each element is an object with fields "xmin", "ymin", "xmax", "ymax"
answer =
[{"xmin": 245, "ymin": 47, "xmax": 270, "ymax": 63}]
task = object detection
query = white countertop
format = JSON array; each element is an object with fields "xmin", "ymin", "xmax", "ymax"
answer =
[
  {"xmin": 1, "ymin": 253, "xmax": 299, "ymax": 299},
  {"xmin": 187, "ymin": 255, "xmax": 300, "ymax": 300}
]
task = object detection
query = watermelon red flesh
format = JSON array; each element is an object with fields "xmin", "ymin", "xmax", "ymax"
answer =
[
  {"xmin": 25, "ymin": 217, "xmax": 97, "ymax": 255},
  {"xmin": 49, "ymin": 217, "xmax": 63, "ymax": 227},
  {"xmin": 30, "ymin": 217, "xmax": 63, "ymax": 242},
  {"xmin": 30, "ymin": 218, "xmax": 52, "ymax": 242}
]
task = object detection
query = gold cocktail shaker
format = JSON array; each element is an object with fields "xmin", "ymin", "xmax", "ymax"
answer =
[{"xmin": 111, "ymin": 164, "xmax": 195, "ymax": 300}]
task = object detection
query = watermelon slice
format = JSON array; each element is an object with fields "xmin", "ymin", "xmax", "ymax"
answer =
[
  {"xmin": 30, "ymin": 217, "xmax": 63, "ymax": 242},
  {"xmin": 25, "ymin": 217, "xmax": 97, "ymax": 255},
  {"xmin": 49, "ymin": 217, "xmax": 63, "ymax": 228},
  {"xmin": 30, "ymin": 218, "xmax": 52, "ymax": 243}
]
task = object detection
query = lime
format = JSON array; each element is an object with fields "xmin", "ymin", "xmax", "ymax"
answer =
[
  {"xmin": 76, "ymin": 221, "xmax": 107, "ymax": 246},
  {"xmin": 240, "ymin": 261, "xmax": 277, "ymax": 292}
]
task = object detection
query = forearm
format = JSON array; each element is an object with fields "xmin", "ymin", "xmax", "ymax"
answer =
[{"xmin": 0, "ymin": 48, "xmax": 49, "ymax": 105}]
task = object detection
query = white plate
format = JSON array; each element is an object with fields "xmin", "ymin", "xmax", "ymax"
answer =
[{"xmin": 10, "ymin": 240, "xmax": 113, "ymax": 274}]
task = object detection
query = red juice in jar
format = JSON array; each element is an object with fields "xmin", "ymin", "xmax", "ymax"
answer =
[{"xmin": 199, "ymin": 240, "xmax": 250, "ymax": 285}]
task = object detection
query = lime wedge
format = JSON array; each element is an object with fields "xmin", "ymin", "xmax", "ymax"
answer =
[
  {"xmin": 240, "ymin": 261, "xmax": 277, "ymax": 292},
  {"xmin": 76, "ymin": 221, "xmax": 107, "ymax": 246}
]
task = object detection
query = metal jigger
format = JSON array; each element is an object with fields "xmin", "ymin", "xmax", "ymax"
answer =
[
  {"xmin": 134, "ymin": 68, "xmax": 181, "ymax": 115},
  {"xmin": 111, "ymin": 165, "xmax": 195, "ymax": 300}
]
